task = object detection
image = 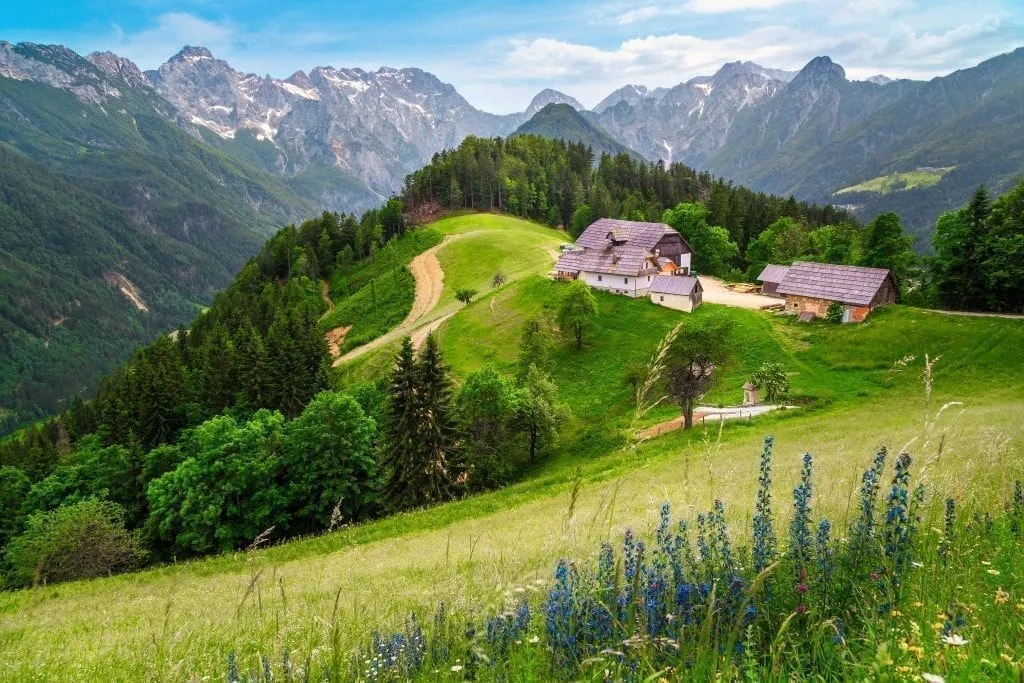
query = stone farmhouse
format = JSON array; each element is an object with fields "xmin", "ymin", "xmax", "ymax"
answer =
[
  {"xmin": 761, "ymin": 261, "xmax": 897, "ymax": 322},
  {"xmin": 554, "ymin": 219, "xmax": 695, "ymax": 301}
]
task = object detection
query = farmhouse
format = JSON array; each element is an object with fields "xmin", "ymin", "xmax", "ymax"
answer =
[
  {"xmin": 775, "ymin": 261, "xmax": 897, "ymax": 322},
  {"xmin": 649, "ymin": 275, "xmax": 703, "ymax": 312},
  {"xmin": 756, "ymin": 264, "xmax": 790, "ymax": 298},
  {"xmin": 554, "ymin": 218, "xmax": 694, "ymax": 298}
]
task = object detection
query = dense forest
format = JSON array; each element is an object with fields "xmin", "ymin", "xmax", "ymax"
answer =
[{"xmin": 403, "ymin": 135, "xmax": 854, "ymax": 268}]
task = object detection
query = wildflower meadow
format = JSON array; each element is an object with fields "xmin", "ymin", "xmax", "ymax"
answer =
[{"xmin": 224, "ymin": 437, "xmax": 1024, "ymax": 681}]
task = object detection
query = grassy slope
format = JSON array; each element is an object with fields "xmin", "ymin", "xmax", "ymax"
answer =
[
  {"xmin": 835, "ymin": 167, "xmax": 954, "ymax": 195},
  {"xmin": 321, "ymin": 228, "xmax": 444, "ymax": 351},
  {"xmin": 2, "ymin": 217, "xmax": 1024, "ymax": 680},
  {"xmin": 335, "ymin": 214, "xmax": 566, "ymax": 383}
]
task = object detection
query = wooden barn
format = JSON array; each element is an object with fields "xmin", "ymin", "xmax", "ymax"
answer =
[
  {"xmin": 756, "ymin": 264, "xmax": 790, "ymax": 297},
  {"xmin": 775, "ymin": 262, "xmax": 897, "ymax": 323}
]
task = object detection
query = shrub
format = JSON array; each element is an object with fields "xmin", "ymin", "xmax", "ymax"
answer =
[
  {"xmin": 750, "ymin": 361, "xmax": 791, "ymax": 403},
  {"xmin": 826, "ymin": 300, "xmax": 845, "ymax": 323},
  {"xmin": 4, "ymin": 499, "xmax": 146, "ymax": 587},
  {"xmin": 455, "ymin": 288, "xmax": 478, "ymax": 305}
]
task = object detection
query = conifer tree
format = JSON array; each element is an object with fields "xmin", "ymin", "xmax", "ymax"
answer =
[
  {"xmin": 380, "ymin": 338, "xmax": 423, "ymax": 510},
  {"xmin": 413, "ymin": 334, "xmax": 462, "ymax": 503}
]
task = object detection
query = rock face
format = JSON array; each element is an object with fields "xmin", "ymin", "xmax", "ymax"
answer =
[
  {"xmin": 594, "ymin": 61, "xmax": 791, "ymax": 166},
  {"xmin": 138, "ymin": 47, "xmax": 520, "ymax": 193}
]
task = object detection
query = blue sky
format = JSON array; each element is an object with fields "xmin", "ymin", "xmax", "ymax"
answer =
[{"xmin": 5, "ymin": 0, "xmax": 1023, "ymax": 112}]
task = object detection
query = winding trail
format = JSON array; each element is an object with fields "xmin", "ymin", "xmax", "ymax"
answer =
[{"xmin": 332, "ymin": 235, "xmax": 459, "ymax": 366}]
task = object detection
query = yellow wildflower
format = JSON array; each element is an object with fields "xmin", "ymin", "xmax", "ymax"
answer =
[{"xmin": 995, "ymin": 587, "xmax": 1010, "ymax": 605}]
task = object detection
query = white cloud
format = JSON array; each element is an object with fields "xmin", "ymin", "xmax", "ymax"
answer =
[
  {"xmin": 682, "ymin": 0, "xmax": 811, "ymax": 14},
  {"xmin": 104, "ymin": 12, "xmax": 234, "ymax": 67}
]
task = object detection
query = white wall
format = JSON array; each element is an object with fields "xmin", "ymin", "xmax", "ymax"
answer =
[
  {"xmin": 679, "ymin": 253, "xmax": 692, "ymax": 273},
  {"xmin": 650, "ymin": 291, "xmax": 695, "ymax": 312},
  {"xmin": 579, "ymin": 270, "xmax": 651, "ymax": 298}
]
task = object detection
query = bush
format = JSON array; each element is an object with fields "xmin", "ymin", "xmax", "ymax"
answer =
[
  {"xmin": 826, "ymin": 300, "xmax": 845, "ymax": 323},
  {"xmin": 4, "ymin": 499, "xmax": 146, "ymax": 587}
]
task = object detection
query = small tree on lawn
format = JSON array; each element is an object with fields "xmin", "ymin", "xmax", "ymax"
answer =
[
  {"xmin": 826, "ymin": 301, "xmax": 844, "ymax": 324},
  {"xmin": 750, "ymin": 362, "xmax": 790, "ymax": 404},
  {"xmin": 511, "ymin": 365, "xmax": 568, "ymax": 464},
  {"xmin": 664, "ymin": 315, "xmax": 734, "ymax": 429},
  {"xmin": 557, "ymin": 280, "xmax": 598, "ymax": 350},
  {"xmin": 455, "ymin": 288, "xmax": 478, "ymax": 305},
  {"xmin": 516, "ymin": 315, "xmax": 554, "ymax": 380}
]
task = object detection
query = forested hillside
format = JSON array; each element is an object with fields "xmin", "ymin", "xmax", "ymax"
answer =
[
  {"xmin": 403, "ymin": 135, "xmax": 853, "ymax": 274},
  {"xmin": 0, "ymin": 58, "xmax": 319, "ymax": 433}
]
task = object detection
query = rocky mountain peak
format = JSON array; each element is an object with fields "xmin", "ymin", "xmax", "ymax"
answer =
[
  {"xmin": 594, "ymin": 84, "xmax": 649, "ymax": 113},
  {"xmin": 286, "ymin": 70, "xmax": 313, "ymax": 89},
  {"xmin": 865, "ymin": 74, "xmax": 893, "ymax": 85},
  {"xmin": 526, "ymin": 88, "xmax": 584, "ymax": 117},
  {"xmin": 86, "ymin": 51, "xmax": 151, "ymax": 89},
  {"xmin": 795, "ymin": 56, "xmax": 846, "ymax": 83},
  {"xmin": 170, "ymin": 45, "xmax": 215, "ymax": 63}
]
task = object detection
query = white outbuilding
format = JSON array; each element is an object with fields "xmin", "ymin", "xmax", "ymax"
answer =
[{"xmin": 649, "ymin": 275, "xmax": 703, "ymax": 312}]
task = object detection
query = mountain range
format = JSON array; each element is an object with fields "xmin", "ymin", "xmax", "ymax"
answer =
[{"xmin": 5, "ymin": 41, "xmax": 1022, "ymax": 237}]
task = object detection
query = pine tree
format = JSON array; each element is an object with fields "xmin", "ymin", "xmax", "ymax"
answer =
[
  {"xmin": 380, "ymin": 338, "xmax": 424, "ymax": 510},
  {"xmin": 414, "ymin": 335, "xmax": 462, "ymax": 503}
]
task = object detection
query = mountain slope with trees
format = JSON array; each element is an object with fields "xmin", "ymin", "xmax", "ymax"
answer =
[{"xmin": 513, "ymin": 103, "xmax": 642, "ymax": 161}]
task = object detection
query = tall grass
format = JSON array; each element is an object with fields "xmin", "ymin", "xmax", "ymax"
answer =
[{"xmin": 222, "ymin": 436, "xmax": 1023, "ymax": 681}]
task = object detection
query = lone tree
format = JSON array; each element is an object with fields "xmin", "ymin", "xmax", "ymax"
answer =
[
  {"xmin": 455, "ymin": 288, "xmax": 478, "ymax": 305},
  {"xmin": 750, "ymin": 362, "xmax": 790, "ymax": 403},
  {"xmin": 516, "ymin": 315, "xmax": 554, "ymax": 380},
  {"xmin": 512, "ymin": 365, "xmax": 567, "ymax": 464},
  {"xmin": 664, "ymin": 315, "xmax": 734, "ymax": 429},
  {"xmin": 557, "ymin": 280, "xmax": 598, "ymax": 350}
]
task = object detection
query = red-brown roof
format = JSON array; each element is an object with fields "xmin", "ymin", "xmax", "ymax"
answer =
[{"xmin": 776, "ymin": 261, "xmax": 892, "ymax": 306}]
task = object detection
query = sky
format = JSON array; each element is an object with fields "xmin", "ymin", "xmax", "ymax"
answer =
[{"xmin": 4, "ymin": 0, "xmax": 1023, "ymax": 113}]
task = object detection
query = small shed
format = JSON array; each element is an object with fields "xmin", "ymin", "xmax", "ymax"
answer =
[
  {"xmin": 776, "ymin": 262, "xmax": 898, "ymax": 323},
  {"xmin": 756, "ymin": 264, "xmax": 790, "ymax": 297},
  {"xmin": 649, "ymin": 275, "xmax": 702, "ymax": 312},
  {"xmin": 742, "ymin": 381, "xmax": 760, "ymax": 406}
]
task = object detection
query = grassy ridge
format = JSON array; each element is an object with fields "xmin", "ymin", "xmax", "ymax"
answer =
[
  {"xmin": 835, "ymin": 167, "xmax": 954, "ymax": 195},
  {"xmin": 1, "ymin": 216, "xmax": 1023, "ymax": 680}
]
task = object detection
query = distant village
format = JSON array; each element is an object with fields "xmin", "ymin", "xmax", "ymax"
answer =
[{"xmin": 554, "ymin": 218, "xmax": 897, "ymax": 322}]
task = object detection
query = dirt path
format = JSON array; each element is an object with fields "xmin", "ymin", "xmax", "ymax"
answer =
[
  {"xmin": 637, "ymin": 404, "xmax": 792, "ymax": 440},
  {"xmin": 333, "ymin": 235, "xmax": 458, "ymax": 366},
  {"xmin": 319, "ymin": 280, "xmax": 334, "ymax": 316},
  {"xmin": 700, "ymin": 276, "xmax": 785, "ymax": 310}
]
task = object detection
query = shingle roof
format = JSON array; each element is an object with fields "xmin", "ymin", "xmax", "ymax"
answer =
[
  {"xmin": 757, "ymin": 264, "xmax": 790, "ymax": 284},
  {"xmin": 775, "ymin": 262, "xmax": 892, "ymax": 306},
  {"xmin": 576, "ymin": 218, "xmax": 680, "ymax": 251},
  {"xmin": 650, "ymin": 275, "xmax": 700, "ymax": 296},
  {"xmin": 555, "ymin": 218, "xmax": 690, "ymax": 277}
]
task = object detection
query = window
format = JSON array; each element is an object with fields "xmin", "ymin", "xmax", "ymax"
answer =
[
  {"xmin": 624, "ymin": 277, "xmax": 629, "ymax": 284},
  {"xmin": 597, "ymin": 274, "xmax": 602, "ymax": 282},
  {"xmin": 659, "ymin": 295, "xmax": 664, "ymax": 302}
]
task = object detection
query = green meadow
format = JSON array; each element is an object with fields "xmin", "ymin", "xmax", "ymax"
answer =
[{"xmin": 1, "ymin": 216, "xmax": 1022, "ymax": 680}]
